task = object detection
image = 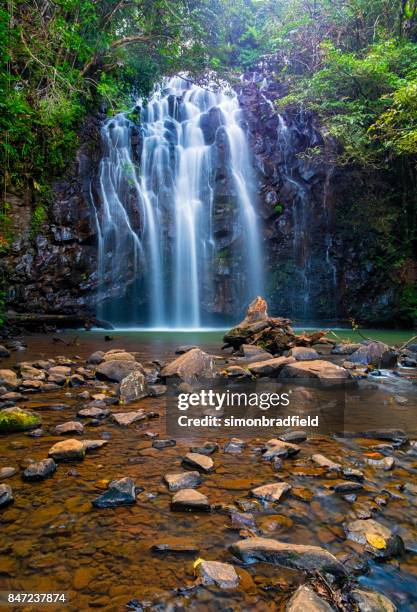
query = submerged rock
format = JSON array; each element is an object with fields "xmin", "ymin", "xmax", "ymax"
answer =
[
  {"xmin": 0, "ymin": 484, "xmax": 13, "ymax": 508},
  {"xmin": 151, "ymin": 538, "xmax": 199, "ymax": 554},
  {"xmin": 161, "ymin": 348, "xmax": 216, "ymax": 384},
  {"xmin": 171, "ymin": 488, "xmax": 210, "ymax": 512},
  {"xmin": 229, "ymin": 537, "xmax": 347, "ymax": 578},
  {"xmin": 22, "ymin": 458, "xmax": 56, "ymax": 481},
  {"xmin": 164, "ymin": 471, "xmax": 202, "ymax": 491},
  {"xmin": 350, "ymin": 588, "xmax": 396, "ymax": 612},
  {"xmin": 198, "ymin": 560, "xmax": 239, "ymax": 589},
  {"xmin": 93, "ymin": 477, "xmax": 136, "ymax": 508},
  {"xmin": 286, "ymin": 585, "xmax": 333, "ymax": 611},
  {"xmin": 344, "ymin": 518, "xmax": 405, "ymax": 558}
]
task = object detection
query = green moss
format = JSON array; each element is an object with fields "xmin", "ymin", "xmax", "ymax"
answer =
[{"xmin": 0, "ymin": 408, "xmax": 41, "ymax": 433}]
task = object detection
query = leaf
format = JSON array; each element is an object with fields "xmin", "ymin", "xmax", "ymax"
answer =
[
  {"xmin": 366, "ymin": 533, "xmax": 386, "ymax": 549},
  {"xmin": 193, "ymin": 557, "xmax": 205, "ymax": 568}
]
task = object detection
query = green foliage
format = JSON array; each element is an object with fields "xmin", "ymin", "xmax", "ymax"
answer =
[
  {"xmin": 0, "ymin": 408, "xmax": 41, "ymax": 433},
  {"xmin": 400, "ymin": 284, "xmax": 417, "ymax": 320}
]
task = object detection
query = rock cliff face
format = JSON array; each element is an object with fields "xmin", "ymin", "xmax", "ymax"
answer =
[{"xmin": 1, "ymin": 73, "xmax": 415, "ymax": 328}]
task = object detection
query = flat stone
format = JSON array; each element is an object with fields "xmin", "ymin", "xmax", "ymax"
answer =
[
  {"xmin": 164, "ymin": 471, "xmax": 202, "ymax": 491},
  {"xmin": 82, "ymin": 439, "xmax": 108, "ymax": 451},
  {"xmin": 190, "ymin": 442, "xmax": 219, "ymax": 455},
  {"xmin": 263, "ymin": 439, "xmax": 300, "ymax": 460},
  {"xmin": 224, "ymin": 438, "xmax": 245, "ymax": 453},
  {"xmin": 350, "ymin": 589, "xmax": 397, "ymax": 612},
  {"xmin": 251, "ymin": 482, "xmax": 291, "ymax": 502},
  {"xmin": 229, "ymin": 537, "xmax": 347, "ymax": 578},
  {"xmin": 344, "ymin": 518, "xmax": 405, "ymax": 558},
  {"xmin": 286, "ymin": 585, "xmax": 333, "ymax": 611},
  {"xmin": 0, "ymin": 467, "xmax": 16, "ymax": 480},
  {"xmin": 248, "ymin": 356, "xmax": 295, "ymax": 377},
  {"xmin": 152, "ymin": 439, "xmax": 176, "ymax": 449},
  {"xmin": 151, "ymin": 538, "xmax": 199, "ymax": 554},
  {"xmin": 0, "ymin": 484, "xmax": 13, "ymax": 508},
  {"xmin": 77, "ymin": 406, "xmax": 110, "ymax": 419},
  {"xmin": 112, "ymin": 410, "xmax": 147, "ymax": 426},
  {"xmin": 199, "ymin": 560, "xmax": 239, "ymax": 589},
  {"xmin": 280, "ymin": 360, "xmax": 352, "ymax": 387},
  {"xmin": 288, "ymin": 347, "xmax": 320, "ymax": 361},
  {"xmin": 171, "ymin": 488, "xmax": 210, "ymax": 512},
  {"xmin": 161, "ymin": 348, "xmax": 216, "ymax": 384},
  {"xmin": 119, "ymin": 370, "xmax": 147, "ymax": 403},
  {"xmin": 279, "ymin": 430, "xmax": 307, "ymax": 443},
  {"xmin": 332, "ymin": 481, "xmax": 363, "ymax": 493},
  {"xmin": 331, "ymin": 343, "xmax": 362, "ymax": 355},
  {"xmin": 241, "ymin": 344, "xmax": 273, "ymax": 360},
  {"xmin": 55, "ymin": 421, "xmax": 84, "ymax": 435},
  {"xmin": 48, "ymin": 439, "xmax": 86, "ymax": 461},
  {"xmin": 96, "ymin": 360, "xmax": 142, "ymax": 382},
  {"xmin": 23, "ymin": 458, "xmax": 56, "ymax": 481},
  {"xmin": 182, "ymin": 452, "xmax": 214, "ymax": 472},
  {"xmin": 312, "ymin": 454, "xmax": 341, "ymax": 471},
  {"xmin": 93, "ymin": 477, "xmax": 136, "ymax": 508},
  {"xmin": 343, "ymin": 468, "xmax": 364, "ymax": 481}
]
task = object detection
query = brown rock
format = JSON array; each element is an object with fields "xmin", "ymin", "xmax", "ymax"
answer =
[{"xmin": 161, "ymin": 348, "xmax": 216, "ymax": 384}]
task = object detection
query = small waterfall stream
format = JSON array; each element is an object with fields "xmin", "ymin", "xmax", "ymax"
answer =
[{"xmin": 93, "ymin": 76, "xmax": 263, "ymax": 328}]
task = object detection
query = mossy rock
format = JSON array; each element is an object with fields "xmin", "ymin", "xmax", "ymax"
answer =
[{"xmin": 0, "ymin": 408, "xmax": 41, "ymax": 433}]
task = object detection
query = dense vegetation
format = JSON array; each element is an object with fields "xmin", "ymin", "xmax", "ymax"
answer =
[{"xmin": 1, "ymin": 0, "xmax": 417, "ymax": 323}]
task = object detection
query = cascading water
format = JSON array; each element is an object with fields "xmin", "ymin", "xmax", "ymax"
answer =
[{"xmin": 93, "ymin": 76, "xmax": 263, "ymax": 328}]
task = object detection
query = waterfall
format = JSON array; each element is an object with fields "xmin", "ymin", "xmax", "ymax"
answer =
[{"xmin": 94, "ymin": 76, "xmax": 263, "ymax": 328}]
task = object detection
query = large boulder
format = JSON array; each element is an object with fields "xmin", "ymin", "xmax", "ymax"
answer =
[
  {"xmin": 161, "ymin": 348, "xmax": 216, "ymax": 384},
  {"xmin": 119, "ymin": 370, "xmax": 147, "ymax": 403},
  {"xmin": 349, "ymin": 342, "xmax": 397, "ymax": 368},
  {"xmin": 229, "ymin": 538, "xmax": 347, "ymax": 579},
  {"xmin": 95, "ymin": 360, "xmax": 143, "ymax": 382},
  {"xmin": 280, "ymin": 360, "xmax": 352, "ymax": 387},
  {"xmin": 286, "ymin": 585, "xmax": 334, "ymax": 611},
  {"xmin": 0, "ymin": 407, "xmax": 41, "ymax": 433}
]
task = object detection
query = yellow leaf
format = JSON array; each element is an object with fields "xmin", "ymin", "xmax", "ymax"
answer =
[
  {"xmin": 33, "ymin": 180, "xmax": 41, "ymax": 191},
  {"xmin": 193, "ymin": 557, "xmax": 205, "ymax": 568},
  {"xmin": 366, "ymin": 533, "xmax": 386, "ymax": 549}
]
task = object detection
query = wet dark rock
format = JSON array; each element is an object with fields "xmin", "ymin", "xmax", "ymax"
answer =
[
  {"xmin": 332, "ymin": 481, "xmax": 364, "ymax": 493},
  {"xmin": 55, "ymin": 421, "xmax": 84, "ymax": 435},
  {"xmin": 349, "ymin": 342, "xmax": 397, "ymax": 368},
  {"xmin": 93, "ymin": 477, "xmax": 136, "ymax": 508},
  {"xmin": 170, "ymin": 488, "xmax": 210, "ymax": 512},
  {"xmin": 0, "ymin": 345, "xmax": 10, "ymax": 358},
  {"xmin": 229, "ymin": 537, "xmax": 347, "ymax": 578},
  {"xmin": 152, "ymin": 439, "xmax": 176, "ymax": 450},
  {"xmin": 119, "ymin": 370, "xmax": 147, "ymax": 403},
  {"xmin": 164, "ymin": 471, "xmax": 201, "ymax": 491},
  {"xmin": 263, "ymin": 439, "xmax": 300, "ymax": 460},
  {"xmin": 0, "ymin": 484, "xmax": 13, "ymax": 508},
  {"xmin": 190, "ymin": 442, "xmax": 219, "ymax": 455},
  {"xmin": 344, "ymin": 518, "xmax": 405, "ymax": 558},
  {"xmin": 87, "ymin": 351, "xmax": 105, "ymax": 365},
  {"xmin": 279, "ymin": 430, "xmax": 307, "ymax": 443},
  {"xmin": 151, "ymin": 538, "xmax": 199, "ymax": 554},
  {"xmin": 111, "ymin": 410, "xmax": 148, "ymax": 426},
  {"xmin": 48, "ymin": 439, "xmax": 86, "ymax": 461},
  {"xmin": 230, "ymin": 510, "xmax": 256, "ymax": 530},
  {"xmin": 96, "ymin": 360, "xmax": 142, "ymax": 382},
  {"xmin": 22, "ymin": 458, "xmax": 56, "ymax": 481},
  {"xmin": 350, "ymin": 588, "xmax": 397, "ymax": 611},
  {"xmin": 148, "ymin": 384, "xmax": 167, "ymax": 397},
  {"xmin": 69, "ymin": 374, "xmax": 84, "ymax": 387},
  {"xmin": 198, "ymin": 560, "xmax": 239, "ymax": 589},
  {"xmin": 0, "ymin": 467, "xmax": 16, "ymax": 480},
  {"xmin": 343, "ymin": 468, "xmax": 364, "ymax": 481},
  {"xmin": 286, "ymin": 585, "xmax": 333, "ymax": 611},
  {"xmin": 251, "ymin": 482, "xmax": 291, "ymax": 502},
  {"xmin": 341, "ymin": 429, "xmax": 408, "ymax": 444},
  {"xmin": 175, "ymin": 345, "xmax": 198, "ymax": 354},
  {"xmin": 82, "ymin": 439, "xmax": 108, "ymax": 452},
  {"xmin": 224, "ymin": 438, "xmax": 245, "ymax": 453},
  {"xmin": 161, "ymin": 348, "xmax": 216, "ymax": 384},
  {"xmin": 288, "ymin": 347, "xmax": 320, "ymax": 361},
  {"xmin": 182, "ymin": 452, "xmax": 214, "ymax": 472}
]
